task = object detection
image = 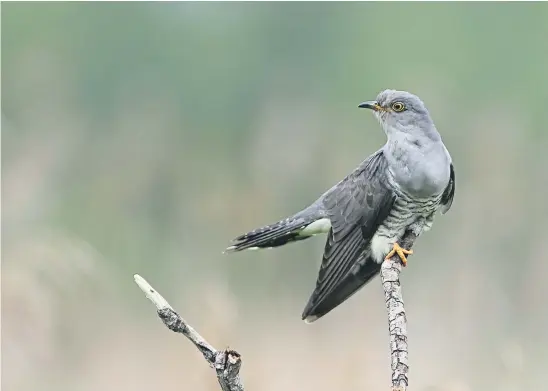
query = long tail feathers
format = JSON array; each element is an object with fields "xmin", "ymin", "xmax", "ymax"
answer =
[
  {"xmin": 301, "ymin": 254, "xmax": 381, "ymax": 323},
  {"xmin": 225, "ymin": 216, "xmax": 315, "ymax": 253}
]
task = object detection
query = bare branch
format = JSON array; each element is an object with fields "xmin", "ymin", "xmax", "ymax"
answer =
[
  {"xmin": 135, "ymin": 229, "xmax": 418, "ymax": 391},
  {"xmin": 381, "ymin": 231, "xmax": 418, "ymax": 391},
  {"xmin": 134, "ymin": 274, "xmax": 244, "ymax": 391}
]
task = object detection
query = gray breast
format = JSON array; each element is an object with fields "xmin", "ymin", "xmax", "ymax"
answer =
[{"xmin": 384, "ymin": 138, "xmax": 451, "ymax": 198}]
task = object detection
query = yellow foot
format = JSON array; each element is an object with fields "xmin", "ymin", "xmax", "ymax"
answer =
[{"xmin": 385, "ymin": 242, "xmax": 413, "ymax": 266}]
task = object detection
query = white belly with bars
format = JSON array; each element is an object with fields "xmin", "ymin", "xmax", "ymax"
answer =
[{"xmin": 370, "ymin": 187, "xmax": 442, "ymax": 263}]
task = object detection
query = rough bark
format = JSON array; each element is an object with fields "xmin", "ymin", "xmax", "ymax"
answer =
[
  {"xmin": 381, "ymin": 230, "xmax": 417, "ymax": 391},
  {"xmin": 134, "ymin": 275, "xmax": 244, "ymax": 391}
]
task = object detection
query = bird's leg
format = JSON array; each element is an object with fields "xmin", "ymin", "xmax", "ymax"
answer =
[{"xmin": 385, "ymin": 242, "xmax": 413, "ymax": 266}]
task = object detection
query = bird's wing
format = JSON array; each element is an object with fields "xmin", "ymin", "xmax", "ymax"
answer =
[
  {"xmin": 303, "ymin": 150, "xmax": 396, "ymax": 317},
  {"xmin": 323, "ymin": 149, "xmax": 395, "ymax": 241},
  {"xmin": 440, "ymin": 163, "xmax": 455, "ymax": 214}
]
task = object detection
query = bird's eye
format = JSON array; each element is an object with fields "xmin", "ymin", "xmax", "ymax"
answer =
[{"xmin": 391, "ymin": 102, "xmax": 406, "ymax": 112}]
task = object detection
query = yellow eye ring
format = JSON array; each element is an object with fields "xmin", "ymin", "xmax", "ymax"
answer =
[{"xmin": 391, "ymin": 102, "xmax": 406, "ymax": 112}]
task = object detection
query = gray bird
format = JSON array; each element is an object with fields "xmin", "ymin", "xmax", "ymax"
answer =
[{"xmin": 226, "ymin": 89, "xmax": 455, "ymax": 323}]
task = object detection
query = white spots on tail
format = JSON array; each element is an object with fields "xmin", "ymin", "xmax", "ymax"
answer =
[
  {"xmin": 224, "ymin": 245, "xmax": 269, "ymax": 253},
  {"xmin": 298, "ymin": 218, "xmax": 331, "ymax": 237},
  {"xmin": 303, "ymin": 315, "xmax": 318, "ymax": 324}
]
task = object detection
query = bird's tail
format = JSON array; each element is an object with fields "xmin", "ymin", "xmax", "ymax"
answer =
[
  {"xmin": 301, "ymin": 253, "xmax": 381, "ymax": 323},
  {"xmin": 225, "ymin": 215, "xmax": 320, "ymax": 253}
]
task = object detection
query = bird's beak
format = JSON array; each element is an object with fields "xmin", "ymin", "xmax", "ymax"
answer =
[{"xmin": 358, "ymin": 100, "xmax": 382, "ymax": 111}]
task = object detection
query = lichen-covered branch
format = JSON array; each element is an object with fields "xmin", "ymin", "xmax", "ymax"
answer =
[
  {"xmin": 381, "ymin": 231, "xmax": 418, "ymax": 391},
  {"xmin": 134, "ymin": 274, "xmax": 244, "ymax": 391}
]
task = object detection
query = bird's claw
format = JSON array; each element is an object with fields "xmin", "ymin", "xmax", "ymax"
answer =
[{"xmin": 385, "ymin": 242, "xmax": 413, "ymax": 266}]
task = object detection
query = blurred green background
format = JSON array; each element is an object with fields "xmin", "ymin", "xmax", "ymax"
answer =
[{"xmin": 2, "ymin": 3, "xmax": 548, "ymax": 391}]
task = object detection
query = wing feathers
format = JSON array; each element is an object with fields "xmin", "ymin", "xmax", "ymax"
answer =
[
  {"xmin": 302, "ymin": 150, "xmax": 396, "ymax": 321},
  {"xmin": 440, "ymin": 163, "xmax": 455, "ymax": 214},
  {"xmin": 302, "ymin": 226, "xmax": 365, "ymax": 318},
  {"xmin": 317, "ymin": 228, "xmax": 364, "ymax": 298}
]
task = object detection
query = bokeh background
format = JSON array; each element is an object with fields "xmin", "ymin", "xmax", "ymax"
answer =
[{"xmin": 2, "ymin": 3, "xmax": 548, "ymax": 391}]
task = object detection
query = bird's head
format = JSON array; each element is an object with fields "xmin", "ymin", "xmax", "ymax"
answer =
[{"xmin": 359, "ymin": 89, "xmax": 437, "ymax": 139}]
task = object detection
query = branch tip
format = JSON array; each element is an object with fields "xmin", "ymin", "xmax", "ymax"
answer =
[{"xmin": 133, "ymin": 274, "xmax": 173, "ymax": 311}]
